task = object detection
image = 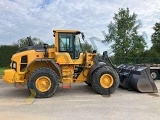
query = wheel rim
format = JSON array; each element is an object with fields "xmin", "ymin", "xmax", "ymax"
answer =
[
  {"xmin": 100, "ymin": 74, "xmax": 114, "ymax": 88},
  {"xmin": 151, "ymin": 72, "xmax": 157, "ymax": 79},
  {"xmin": 35, "ymin": 76, "xmax": 51, "ymax": 92}
]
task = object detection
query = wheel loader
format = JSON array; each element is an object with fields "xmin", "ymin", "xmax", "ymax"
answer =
[
  {"xmin": 2, "ymin": 30, "xmax": 120, "ymax": 98},
  {"xmin": 2, "ymin": 30, "xmax": 158, "ymax": 98}
]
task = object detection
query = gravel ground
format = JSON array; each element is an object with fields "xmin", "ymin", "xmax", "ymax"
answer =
[{"xmin": 0, "ymin": 79, "xmax": 160, "ymax": 120}]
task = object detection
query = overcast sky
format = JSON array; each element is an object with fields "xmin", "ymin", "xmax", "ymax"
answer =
[{"xmin": 0, "ymin": 0, "xmax": 160, "ymax": 53}]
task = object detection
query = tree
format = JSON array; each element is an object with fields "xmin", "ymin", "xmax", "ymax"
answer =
[
  {"xmin": 151, "ymin": 22, "xmax": 160, "ymax": 54},
  {"xmin": 82, "ymin": 42, "xmax": 93, "ymax": 53},
  {"xmin": 140, "ymin": 22, "xmax": 160, "ymax": 63},
  {"xmin": 105, "ymin": 8, "xmax": 146, "ymax": 64},
  {"xmin": 13, "ymin": 37, "xmax": 44, "ymax": 48},
  {"xmin": 81, "ymin": 42, "xmax": 102, "ymax": 58}
]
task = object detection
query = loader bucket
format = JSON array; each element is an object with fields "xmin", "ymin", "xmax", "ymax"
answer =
[{"xmin": 118, "ymin": 64, "xmax": 158, "ymax": 93}]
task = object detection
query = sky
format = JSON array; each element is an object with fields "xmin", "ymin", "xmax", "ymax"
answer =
[{"xmin": 0, "ymin": 0, "xmax": 160, "ymax": 53}]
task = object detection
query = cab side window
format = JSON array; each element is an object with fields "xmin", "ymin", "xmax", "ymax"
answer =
[
  {"xmin": 59, "ymin": 33, "xmax": 73, "ymax": 51},
  {"xmin": 59, "ymin": 33, "xmax": 73, "ymax": 58},
  {"xmin": 59, "ymin": 33, "xmax": 82, "ymax": 59}
]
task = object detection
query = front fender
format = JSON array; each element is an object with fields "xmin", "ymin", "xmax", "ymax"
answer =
[{"xmin": 87, "ymin": 62, "xmax": 106, "ymax": 83}]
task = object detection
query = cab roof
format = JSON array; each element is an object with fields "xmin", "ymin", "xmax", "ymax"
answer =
[{"xmin": 53, "ymin": 30, "xmax": 81, "ymax": 33}]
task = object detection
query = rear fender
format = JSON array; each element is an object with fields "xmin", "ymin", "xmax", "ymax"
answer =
[{"xmin": 25, "ymin": 58, "xmax": 61, "ymax": 81}]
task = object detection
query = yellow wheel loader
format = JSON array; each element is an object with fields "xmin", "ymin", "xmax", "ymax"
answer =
[
  {"xmin": 2, "ymin": 30, "xmax": 120, "ymax": 98},
  {"xmin": 2, "ymin": 30, "xmax": 158, "ymax": 98}
]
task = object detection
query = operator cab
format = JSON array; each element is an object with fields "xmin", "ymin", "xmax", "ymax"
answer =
[{"xmin": 53, "ymin": 30, "xmax": 84, "ymax": 59}]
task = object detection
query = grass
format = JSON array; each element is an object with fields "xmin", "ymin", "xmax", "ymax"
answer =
[{"xmin": 0, "ymin": 67, "xmax": 8, "ymax": 75}]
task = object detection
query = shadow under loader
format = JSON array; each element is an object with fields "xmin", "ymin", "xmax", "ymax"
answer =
[{"xmin": 103, "ymin": 51, "xmax": 158, "ymax": 93}]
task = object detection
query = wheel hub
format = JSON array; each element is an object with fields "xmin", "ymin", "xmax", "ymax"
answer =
[
  {"xmin": 35, "ymin": 76, "xmax": 51, "ymax": 92},
  {"xmin": 151, "ymin": 72, "xmax": 157, "ymax": 79},
  {"xmin": 100, "ymin": 74, "xmax": 114, "ymax": 88}
]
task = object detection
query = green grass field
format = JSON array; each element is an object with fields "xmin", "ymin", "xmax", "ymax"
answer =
[{"xmin": 0, "ymin": 67, "xmax": 7, "ymax": 75}]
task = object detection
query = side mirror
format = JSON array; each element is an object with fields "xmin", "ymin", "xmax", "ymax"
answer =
[
  {"xmin": 81, "ymin": 32, "xmax": 85, "ymax": 41},
  {"xmin": 93, "ymin": 50, "xmax": 97, "ymax": 53}
]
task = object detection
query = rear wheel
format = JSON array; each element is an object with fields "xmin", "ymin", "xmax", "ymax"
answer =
[
  {"xmin": 150, "ymin": 70, "xmax": 159, "ymax": 80},
  {"xmin": 28, "ymin": 68, "xmax": 59, "ymax": 98},
  {"xmin": 91, "ymin": 66, "xmax": 119, "ymax": 95}
]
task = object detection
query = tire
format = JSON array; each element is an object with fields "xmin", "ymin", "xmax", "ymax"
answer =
[
  {"xmin": 28, "ymin": 68, "xmax": 59, "ymax": 98},
  {"xmin": 91, "ymin": 66, "xmax": 119, "ymax": 95},
  {"xmin": 150, "ymin": 70, "xmax": 159, "ymax": 80}
]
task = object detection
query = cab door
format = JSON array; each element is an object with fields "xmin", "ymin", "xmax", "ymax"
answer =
[
  {"xmin": 58, "ymin": 33, "xmax": 83, "ymax": 61},
  {"xmin": 59, "ymin": 33, "xmax": 74, "ymax": 59}
]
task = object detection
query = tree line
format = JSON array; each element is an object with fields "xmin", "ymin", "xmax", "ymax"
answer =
[{"xmin": 104, "ymin": 8, "xmax": 160, "ymax": 65}]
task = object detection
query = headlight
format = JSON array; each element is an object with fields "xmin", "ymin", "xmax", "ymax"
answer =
[
  {"xmin": 12, "ymin": 61, "xmax": 17, "ymax": 69},
  {"xmin": 12, "ymin": 63, "xmax": 16, "ymax": 68}
]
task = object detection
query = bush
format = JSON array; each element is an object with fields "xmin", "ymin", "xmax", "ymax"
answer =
[{"xmin": 0, "ymin": 45, "xmax": 18, "ymax": 67}]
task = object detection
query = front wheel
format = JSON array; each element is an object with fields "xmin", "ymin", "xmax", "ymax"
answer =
[
  {"xmin": 28, "ymin": 68, "xmax": 59, "ymax": 98},
  {"xmin": 150, "ymin": 70, "xmax": 159, "ymax": 80},
  {"xmin": 91, "ymin": 66, "xmax": 119, "ymax": 95}
]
